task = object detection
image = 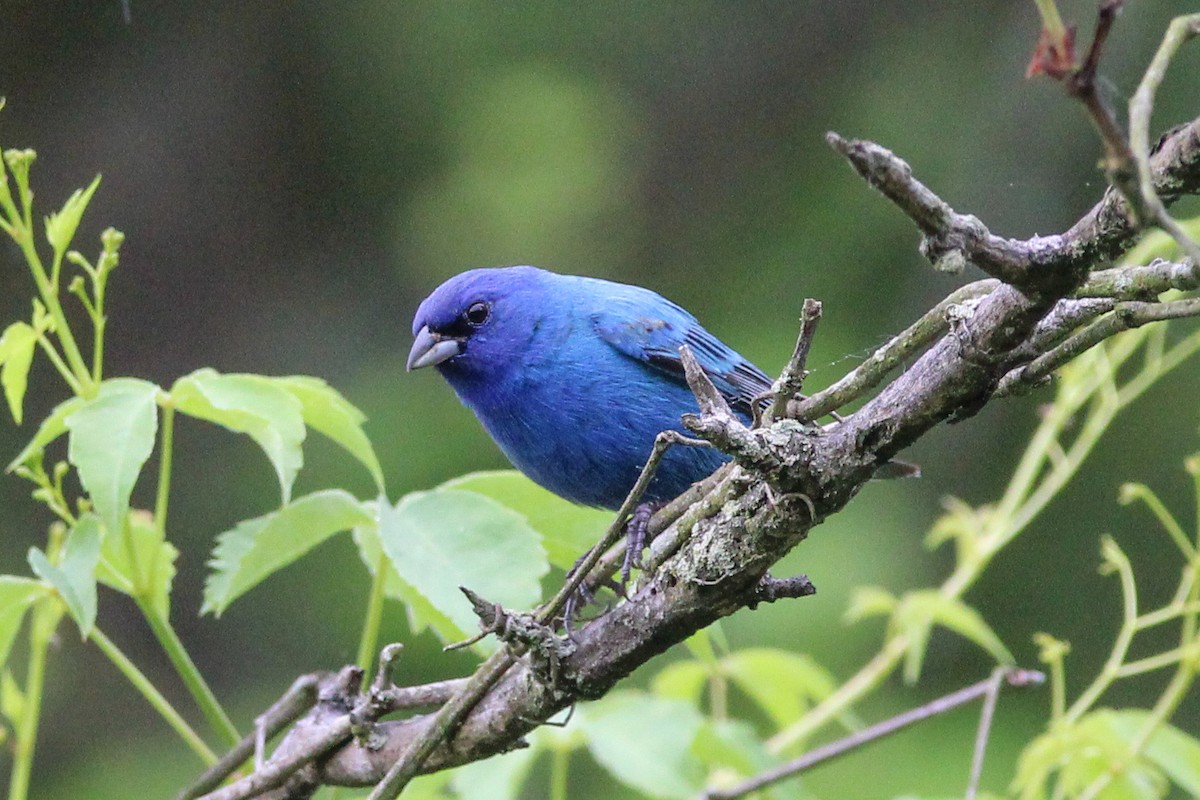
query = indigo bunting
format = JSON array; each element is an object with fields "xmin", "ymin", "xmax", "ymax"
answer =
[{"xmin": 407, "ymin": 266, "xmax": 771, "ymax": 510}]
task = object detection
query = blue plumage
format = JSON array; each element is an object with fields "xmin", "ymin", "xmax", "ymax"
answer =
[{"xmin": 408, "ymin": 266, "xmax": 771, "ymax": 510}]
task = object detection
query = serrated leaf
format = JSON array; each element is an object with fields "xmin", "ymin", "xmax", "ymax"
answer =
[
  {"xmin": 0, "ymin": 321, "xmax": 37, "ymax": 424},
  {"xmin": 722, "ymin": 648, "xmax": 838, "ymax": 729},
  {"xmin": 28, "ymin": 516, "xmax": 102, "ymax": 636},
  {"xmin": 1014, "ymin": 711, "xmax": 1168, "ymax": 800},
  {"xmin": 171, "ymin": 369, "xmax": 306, "ymax": 504},
  {"xmin": 576, "ymin": 691, "xmax": 705, "ymax": 799},
  {"xmin": 203, "ymin": 489, "xmax": 373, "ymax": 615},
  {"xmin": 272, "ymin": 375, "xmax": 385, "ymax": 493},
  {"xmin": 66, "ymin": 378, "xmax": 159, "ymax": 538},
  {"xmin": 1105, "ymin": 709, "xmax": 1200, "ymax": 795},
  {"xmin": 351, "ymin": 519, "xmax": 460, "ymax": 639},
  {"xmin": 651, "ymin": 660, "xmax": 710, "ymax": 705},
  {"xmin": 440, "ymin": 471, "xmax": 608, "ymax": 570},
  {"xmin": 0, "ymin": 577, "xmax": 44, "ymax": 670},
  {"xmin": 96, "ymin": 510, "xmax": 177, "ymax": 618},
  {"xmin": 0, "ymin": 670, "xmax": 24, "ymax": 726},
  {"xmin": 6, "ymin": 395, "xmax": 83, "ymax": 472},
  {"xmin": 449, "ymin": 745, "xmax": 538, "ymax": 800},
  {"xmin": 43, "ymin": 174, "xmax": 101, "ymax": 255},
  {"xmin": 378, "ymin": 489, "xmax": 548, "ymax": 649}
]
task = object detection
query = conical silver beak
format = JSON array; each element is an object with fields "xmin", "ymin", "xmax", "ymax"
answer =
[{"xmin": 407, "ymin": 325, "xmax": 463, "ymax": 371}]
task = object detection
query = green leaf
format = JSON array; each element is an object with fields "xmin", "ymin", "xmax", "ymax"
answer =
[
  {"xmin": 171, "ymin": 369, "xmax": 306, "ymax": 504},
  {"xmin": 0, "ymin": 577, "xmax": 45, "ymax": 670},
  {"xmin": 66, "ymin": 378, "xmax": 159, "ymax": 538},
  {"xmin": 44, "ymin": 174, "xmax": 101, "ymax": 255},
  {"xmin": 440, "ymin": 471, "xmax": 609, "ymax": 570},
  {"xmin": 351, "ymin": 518, "xmax": 460, "ymax": 639},
  {"xmin": 0, "ymin": 321, "xmax": 37, "ymax": 424},
  {"xmin": 855, "ymin": 590, "xmax": 1012, "ymax": 683},
  {"xmin": 722, "ymin": 648, "xmax": 839, "ymax": 729},
  {"xmin": 28, "ymin": 516, "xmax": 102, "ymax": 636},
  {"xmin": 651, "ymin": 660, "xmax": 709, "ymax": 705},
  {"xmin": 96, "ymin": 510, "xmax": 178, "ymax": 618},
  {"xmin": 449, "ymin": 745, "xmax": 538, "ymax": 800},
  {"xmin": 272, "ymin": 375, "xmax": 386, "ymax": 493},
  {"xmin": 843, "ymin": 586, "xmax": 897, "ymax": 623},
  {"xmin": 203, "ymin": 489, "xmax": 373, "ymax": 615},
  {"xmin": 5, "ymin": 395, "xmax": 83, "ymax": 472},
  {"xmin": 576, "ymin": 690, "xmax": 705, "ymax": 800},
  {"xmin": 692, "ymin": 719, "xmax": 803, "ymax": 800},
  {"xmin": 0, "ymin": 670, "xmax": 24, "ymax": 727},
  {"xmin": 1014, "ymin": 711, "xmax": 1169, "ymax": 800},
  {"xmin": 1106, "ymin": 709, "xmax": 1200, "ymax": 795},
  {"xmin": 378, "ymin": 489, "xmax": 548, "ymax": 648}
]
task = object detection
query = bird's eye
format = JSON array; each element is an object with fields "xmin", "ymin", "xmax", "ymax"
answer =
[{"xmin": 465, "ymin": 302, "xmax": 490, "ymax": 326}]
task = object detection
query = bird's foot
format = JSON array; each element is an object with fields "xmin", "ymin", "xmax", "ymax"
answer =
[
  {"xmin": 561, "ymin": 553, "xmax": 624, "ymax": 636},
  {"xmin": 620, "ymin": 500, "xmax": 665, "ymax": 584}
]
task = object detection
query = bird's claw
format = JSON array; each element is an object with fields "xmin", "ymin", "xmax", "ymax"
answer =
[{"xmin": 620, "ymin": 501, "xmax": 662, "ymax": 584}]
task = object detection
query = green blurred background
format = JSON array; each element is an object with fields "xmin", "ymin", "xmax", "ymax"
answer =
[{"xmin": 1, "ymin": 2, "xmax": 1198, "ymax": 797}]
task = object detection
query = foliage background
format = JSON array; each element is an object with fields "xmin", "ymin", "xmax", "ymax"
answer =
[{"xmin": 0, "ymin": 2, "xmax": 1198, "ymax": 797}]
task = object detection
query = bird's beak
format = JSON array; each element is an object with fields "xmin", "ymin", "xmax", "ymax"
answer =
[{"xmin": 407, "ymin": 325, "xmax": 463, "ymax": 371}]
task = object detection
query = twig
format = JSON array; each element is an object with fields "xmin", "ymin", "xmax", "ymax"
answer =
[
  {"xmin": 766, "ymin": 299, "xmax": 822, "ymax": 423},
  {"xmin": 179, "ymin": 675, "xmax": 321, "ymax": 800},
  {"xmin": 996, "ymin": 297, "xmax": 1200, "ymax": 395},
  {"xmin": 366, "ymin": 422, "xmax": 715, "ymax": 799},
  {"xmin": 748, "ymin": 574, "xmax": 816, "ymax": 608},
  {"xmin": 965, "ymin": 668, "xmax": 1008, "ymax": 800},
  {"xmin": 825, "ymin": 133, "xmax": 1039, "ymax": 286},
  {"xmin": 367, "ymin": 651, "xmax": 517, "ymax": 800},
  {"xmin": 1077, "ymin": 258, "xmax": 1200, "ymax": 298},
  {"xmin": 372, "ymin": 678, "xmax": 468, "ymax": 712},
  {"xmin": 199, "ymin": 668, "xmax": 364, "ymax": 800},
  {"xmin": 1128, "ymin": 13, "xmax": 1200, "ymax": 266},
  {"xmin": 702, "ymin": 668, "xmax": 1044, "ymax": 800},
  {"xmin": 1066, "ymin": 1, "xmax": 1142, "ymax": 214},
  {"xmin": 793, "ymin": 281, "xmax": 998, "ymax": 420},
  {"xmin": 539, "ymin": 428, "xmax": 709, "ymax": 626}
]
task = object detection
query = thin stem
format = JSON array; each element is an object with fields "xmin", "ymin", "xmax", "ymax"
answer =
[
  {"xmin": 356, "ymin": 551, "xmax": 391, "ymax": 680},
  {"xmin": 770, "ymin": 324, "xmax": 1196, "ymax": 752},
  {"xmin": 7, "ymin": 597, "xmax": 61, "ymax": 800},
  {"xmin": 18, "ymin": 233, "xmax": 94, "ymax": 396},
  {"xmin": 549, "ymin": 744, "xmax": 570, "ymax": 800},
  {"xmin": 154, "ymin": 402, "xmax": 176, "ymax": 540},
  {"xmin": 710, "ymin": 669, "xmax": 1042, "ymax": 800},
  {"xmin": 709, "ymin": 670, "xmax": 728, "ymax": 722},
  {"xmin": 1065, "ymin": 542, "xmax": 1138, "ymax": 723},
  {"xmin": 34, "ymin": 333, "xmax": 83, "ymax": 396},
  {"xmin": 138, "ymin": 600, "xmax": 241, "ymax": 748},
  {"xmin": 90, "ymin": 627, "xmax": 218, "ymax": 765},
  {"xmin": 1114, "ymin": 645, "xmax": 1192, "ymax": 678}
]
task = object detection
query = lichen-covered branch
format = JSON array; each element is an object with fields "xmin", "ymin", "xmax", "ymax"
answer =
[{"xmin": 193, "ymin": 111, "xmax": 1200, "ymax": 800}]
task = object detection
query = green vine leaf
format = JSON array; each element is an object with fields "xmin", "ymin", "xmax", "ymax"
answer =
[
  {"xmin": 28, "ymin": 516, "xmax": 102, "ymax": 637},
  {"xmin": 43, "ymin": 174, "xmax": 101, "ymax": 257},
  {"xmin": 271, "ymin": 375, "xmax": 386, "ymax": 493},
  {"xmin": 171, "ymin": 369, "xmax": 306, "ymax": 504},
  {"xmin": 0, "ymin": 321, "xmax": 37, "ymax": 425},
  {"xmin": 0, "ymin": 577, "xmax": 46, "ymax": 670},
  {"xmin": 203, "ymin": 489, "xmax": 374, "ymax": 615},
  {"xmin": 65, "ymin": 378, "xmax": 160, "ymax": 538},
  {"xmin": 377, "ymin": 488, "xmax": 548, "ymax": 647}
]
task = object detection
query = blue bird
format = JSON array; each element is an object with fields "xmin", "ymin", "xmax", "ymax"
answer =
[{"xmin": 407, "ymin": 266, "xmax": 771, "ymax": 511}]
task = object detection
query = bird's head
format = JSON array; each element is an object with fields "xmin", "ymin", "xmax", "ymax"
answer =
[{"xmin": 408, "ymin": 266, "xmax": 552, "ymax": 385}]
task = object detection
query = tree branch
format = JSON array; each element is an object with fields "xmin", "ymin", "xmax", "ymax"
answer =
[{"xmin": 192, "ymin": 107, "xmax": 1200, "ymax": 800}]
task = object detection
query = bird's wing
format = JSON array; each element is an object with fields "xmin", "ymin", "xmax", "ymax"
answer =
[{"xmin": 592, "ymin": 306, "xmax": 772, "ymax": 415}]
